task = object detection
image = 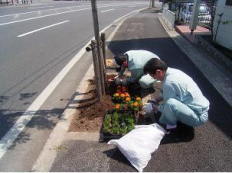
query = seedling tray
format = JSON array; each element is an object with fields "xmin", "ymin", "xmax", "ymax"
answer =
[{"xmin": 100, "ymin": 110, "xmax": 135, "ymax": 142}]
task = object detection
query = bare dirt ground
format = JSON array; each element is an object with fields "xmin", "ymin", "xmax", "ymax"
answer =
[
  {"xmin": 69, "ymin": 94, "xmax": 114, "ymax": 132},
  {"xmin": 69, "ymin": 72, "xmax": 115, "ymax": 132}
]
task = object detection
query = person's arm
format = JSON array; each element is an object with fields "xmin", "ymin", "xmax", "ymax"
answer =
[
  {"xmin": 158, "ymin": 82, "xmax": 177, "ymax": 112},
  {"xmin": 118, "ymin": 65, "xmax": 126, "ymax": 77},
  {"xmin": 126, "ymin": 69, "xmax": 143, "ymax": 84}
]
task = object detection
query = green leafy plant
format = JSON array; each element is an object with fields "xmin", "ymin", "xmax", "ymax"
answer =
[{"xmin": 103, "ymin": 112, "xmax": 135, "ymax": 135}]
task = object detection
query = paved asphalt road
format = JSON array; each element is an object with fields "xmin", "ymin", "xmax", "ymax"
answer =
[{"xmin": 0, "ymin": 0, "xmax": 149, "ymax": 171}]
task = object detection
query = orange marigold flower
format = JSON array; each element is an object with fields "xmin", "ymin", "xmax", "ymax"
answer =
[
  {"xmin": 114, "ymin": 93, "xmax": 119, "ymax": 97},
  {"xmin": 124, "ymin": 92, "xmax": 130, "ymax": 97},
  {"xmin": 133, "ymin": 101, "xmax": 139, "ymax": 107},
  {"xmin": 136, "ymin": 97, "xmax": 142, "ymax": 101},
  {"xmin": 120, "ymin": 93, "xmax": 125, "ymax": 98},
  {"xmin": 125, "ymin": 97, "xmax": 131, "ymax": 102},
  {"xmin": 114, "ymin": 104, "xmax": 120, "ymax": 109}
]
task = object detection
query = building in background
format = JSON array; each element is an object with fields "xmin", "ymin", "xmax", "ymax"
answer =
[{"xmin": 213, "ymin": 0, "xmax": 232, "ymax": 50}]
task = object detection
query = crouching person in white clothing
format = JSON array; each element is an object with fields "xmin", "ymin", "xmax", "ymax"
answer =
[{"xmin": 143, "ymin": 58, "xmax": 210, "ymax": 130}]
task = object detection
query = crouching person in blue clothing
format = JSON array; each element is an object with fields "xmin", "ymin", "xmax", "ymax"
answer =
[
  {"xmin": 143, "ymin": 58, "xmax": 210, "ymax": 131},
  {"xmin": 113, "ymin": 50, "xmax": 160, "ymax": 89}
]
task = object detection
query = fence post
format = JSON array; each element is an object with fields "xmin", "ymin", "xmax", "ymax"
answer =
[
  {"xmin": 91, "ymin": 0, "xmax": 105, "ymax": 97},
  {"xmin": 90, "ymin": 40, "xmax": 103, "ymax": 100},
  {"xmin": 100, "ymin": 33, "xmax": 106, "ymax": 68}
]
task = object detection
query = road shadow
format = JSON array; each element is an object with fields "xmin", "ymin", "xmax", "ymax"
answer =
[
  {"xmin": 103, "ymin": 148, "xmax": 136, "ymax": 172},
  {"xmin": 19, "ymin": 92, "xmax": 37, "ymax": 101},
  {"xmin": 0, "ymin": 108, "xmax": 64, "ymax": 149},
  {"xmin": 107, "ymin": 37, "xmax": 232, "ymax": 139}
]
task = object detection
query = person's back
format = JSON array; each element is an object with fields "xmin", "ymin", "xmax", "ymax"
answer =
[
  {"xmin": 126, "ymin": 50, "xmax": 160, "ymax": 71},
  {"xmin": 125, "ymin": 50, "xmax": 160, "ymax": 88},
  {"xmin": 163, "ymin": 68, "xmax": 209, "ymax": 115}
]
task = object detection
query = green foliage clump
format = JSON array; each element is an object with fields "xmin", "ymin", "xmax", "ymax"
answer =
[{"xmin": 103, "ymin": 112, "xmax": 135, "ymax": 135}]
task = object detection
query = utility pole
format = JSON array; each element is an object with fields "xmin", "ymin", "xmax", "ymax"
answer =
[
  {"xmin": 90, "ymin": 0, "xmax": 105, "ymax": 100},
  {"xmin": 150, "ymin": 0, "xmax": 155, "ymax": 8},
  {"xmin": 189, "ymin": 0, "xmax": 200, "ymax": 35}
]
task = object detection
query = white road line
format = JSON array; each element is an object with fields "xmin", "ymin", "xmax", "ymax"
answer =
[
  {"xmin": 0, "ymin": 5, "xmax": 90, "ymax": 18},
  {"xmin": 0, "ymin": 11, "xmax": 36, "ymax": 18},
  {"xmin": 101, "ymin": 9, "xmax": 114, "ymax": 13},
  {"xmin": 17, "ymin": 20, "xmax": 69, "ymax": 37},
  {"xmin": 0, "ymin": 3, "xmax": 145, "ymax": 24},
  {"xmin": 29, "ymin": 6, "xmax": 54, "ymax": 9},
  {"xmin": 0, "ymin": 7, "xmax": 90, "ymax": 26},
  {"xmin": 0, "ymin": 3, "xmax": 117, "ymax": 18}
]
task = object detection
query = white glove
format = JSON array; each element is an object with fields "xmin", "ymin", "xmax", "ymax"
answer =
[
  {"xmin": 115, "ymin": 77, "xmax": 127, "ymax": 86},
  {"xmin": 143, "ymin": 103, "xmax": 154, "ymax": 114},
  {"xmin": 121, "ymin": 78, "xmax": 127, "ymax": 86},
  {"xmin": 143, "ymin": 102, "xmax": 159, "ymax": 114},
  {"xmin": 115, "ymin": 77, "xmax": 122, "ymax": 85}
]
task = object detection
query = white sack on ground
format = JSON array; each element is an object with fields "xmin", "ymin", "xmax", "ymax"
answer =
[{"xmin": 107, "ymin": 123, "xmax": 166, "ymax": 172}]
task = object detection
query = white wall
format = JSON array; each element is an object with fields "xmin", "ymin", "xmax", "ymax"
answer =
[{"xmin": 213, "ymin": 0, "xmax": 232, "ymax": 50}]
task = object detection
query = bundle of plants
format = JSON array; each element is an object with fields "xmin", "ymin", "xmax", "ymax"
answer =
[{"xmin": 102, "ymin": 111, "xmax": 135, "ymax": 135}]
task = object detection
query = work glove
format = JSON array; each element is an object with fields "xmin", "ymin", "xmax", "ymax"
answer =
[
  {"xmin": 121, "ymin": 78, "xmax": 127, "ymax": 86},
  {"xmin": 143, "ymin": 103, "xmax": 154, "ymax": 114},
  {"xmin": 115, "ymin": 77, "xmax": 127, "ymax": 86},
  {"xmin": 115, "ymin": 77, "xmax": 122, "ymax": 85},
  {"xmin": 142, "ymin": 101, "xmax": 159, "ymax": 114}
]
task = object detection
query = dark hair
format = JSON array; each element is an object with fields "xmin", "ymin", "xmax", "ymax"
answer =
[
  {"xmin": 114, "ymin": 54, "xmax": 128, "ymax": 66},
  {"xmin": 144, "ymin": 58, "xmax": 168, "ymax": 75}
]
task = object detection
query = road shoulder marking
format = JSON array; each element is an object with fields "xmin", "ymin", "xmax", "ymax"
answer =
[
  {"xmin": 101, "ymin": 9, "xmax": 114, "ymax": 13},
  {"xmin": 17, "ymin": 20, "xmax": 69, "ymax": 38}
]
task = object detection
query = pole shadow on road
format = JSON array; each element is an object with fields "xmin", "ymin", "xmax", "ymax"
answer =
[
  {"xmin": 0, "ymin": 108, "xmax": 63, "ymax": 149},
  {"xmin": 107, "ymin": 37, "xmax": 232, "ymax": 139}
]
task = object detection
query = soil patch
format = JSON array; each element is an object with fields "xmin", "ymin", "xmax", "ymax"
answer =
[{"xmin": 69, "ymin": 94, "xmax": 113, "ymax": 132}]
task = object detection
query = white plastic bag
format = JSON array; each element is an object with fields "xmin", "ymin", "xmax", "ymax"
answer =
[{"xmin": 107, "ymin": 123, "xmax": 166, "ymax": 172}]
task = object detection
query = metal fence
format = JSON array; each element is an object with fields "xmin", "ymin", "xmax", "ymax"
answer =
[
  {"xmin": 198, "ymin": 14, "xmax": 211, "ymax": 28},
  {"xmin": 162, "ymin": 8, "xmax": 176, "ymax": 30},
  {"xmin": 0, "ymin": 0, "xmax": 12, "ymax": 5}
]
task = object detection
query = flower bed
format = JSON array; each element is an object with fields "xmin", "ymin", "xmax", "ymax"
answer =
[{"xmin": 101, "ymin": 85, "xmax": 143, "ymax": 140}]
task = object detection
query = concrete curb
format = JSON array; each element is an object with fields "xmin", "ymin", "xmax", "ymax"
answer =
[
  {"xmin": 32, "ymin": 65, "xmax": 94, "ymax": 172},
  {"xmin": 174, "ymin": 25, "xmax": 232, "ymax": 74},
  {"xmin": 195, "ymin": 35, "xmax": 232, "ymax": 74},
  {"xmin": 158, "ymin": 15, "xmax": 232, "ymax": 107}
]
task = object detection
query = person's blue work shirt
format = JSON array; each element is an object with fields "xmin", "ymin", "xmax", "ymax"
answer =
[
  {"xmin": 159, "ymin": 68, "xmax": 210, "ymax": 115},
  {"xmin": 124, "ymin": 50, "xmax": 160, "ymax": 88}
]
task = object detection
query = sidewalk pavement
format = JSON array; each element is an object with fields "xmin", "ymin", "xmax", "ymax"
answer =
[{"xmin": 33, "ymin": 8, "xmax": 232, "ymax": 172}]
